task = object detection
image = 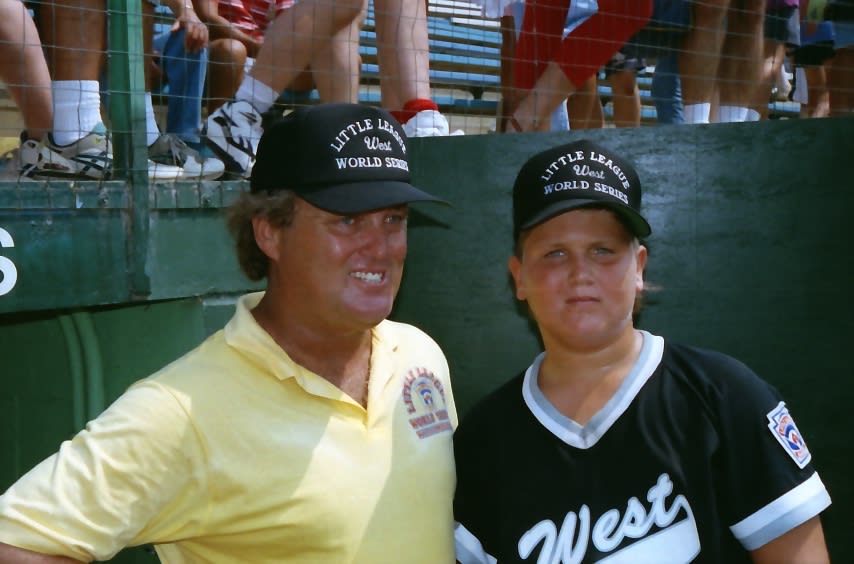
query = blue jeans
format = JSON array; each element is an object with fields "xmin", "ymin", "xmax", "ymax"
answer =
[
  {"xmin": 153, "ymin": 28, "xmax": 208, "ymax": 143},
  {"xmin": 651, "ymin": 53, "xmax": 684, "ymax": 124}
]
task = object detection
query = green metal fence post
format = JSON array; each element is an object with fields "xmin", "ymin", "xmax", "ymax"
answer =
[{"xmin": 107, "ymin": 0, "xmax": 151, "ymax": 299}]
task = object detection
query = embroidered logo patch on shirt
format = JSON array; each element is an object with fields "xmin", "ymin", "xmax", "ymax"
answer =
[
  {"xmin": 402, "ymin": 367, "xmax": 452, "ymax": 439},
  {"xmin": 766, "ymin": 401, "xmax": 811, "ymax": 469}
]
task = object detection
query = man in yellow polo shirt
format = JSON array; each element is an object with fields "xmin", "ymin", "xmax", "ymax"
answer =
[{"xmin": 0, "ymin": 103, "xmax": 457, "ymax": 563}]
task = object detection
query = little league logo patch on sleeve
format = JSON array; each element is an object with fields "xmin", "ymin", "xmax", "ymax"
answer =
[
  {"xmin": 401, "ymin": 367, "xmax": 453, "ymax": 440},
  {"xmin": 766, "ymin": 401, "xmax": 811, "ymax": 469}
]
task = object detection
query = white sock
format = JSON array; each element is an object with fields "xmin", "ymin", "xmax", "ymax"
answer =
[
  {"xmin": 745, "ymin": 108, "xmax": 761, "ymax": 121},
  {"xmin": 144, "ymin": 92, "xmax": 161, "ymax": 147},
  {"xmin": 51, "ymin": 80, "xmax": 102, "ymax": 146},
  {"xmin": 683, "ymin": 103, "xmax": 711, "ymax": 124},
  {"xmin": 235, "ymin": 76, "xmax": 277, "ymax": 114},
  {"xmin": 717, "ymin": 105, "xmax": 749, "ymax": 122}
]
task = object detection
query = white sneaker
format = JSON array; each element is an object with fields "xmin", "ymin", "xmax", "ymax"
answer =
[
  {"xmin": 18, "ymin": 136, "xmax": 77, "ymax": 179},
  {"xmin": 204, "ymin": 100, "xmax": 263, "ymax": 177},
  {"xmin": 0, "ymin": 141, "xmax": 37, "ymax": 181},
  {"xmin": 148, "ymin": 134, "xmax": 225, "ymax": 181},
  {"xmin": 18, "ymin": 125, "xmax": 184, "ymax": 181},
  {"xmin": 21, "ymin": 125, "xmax": 113, "ymax": 179},
  {"xmin": 402, "ymin": 110, "xmax": 465, "ymax": 137}
]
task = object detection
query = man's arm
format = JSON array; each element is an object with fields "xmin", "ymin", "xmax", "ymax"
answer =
[
  {"xmin": 0, "ymin": 543, "xmax": 82, "ymax": 563},
  {"xmin": 749, "ymin": 516, "xmax": 830, "ymax": 564}
]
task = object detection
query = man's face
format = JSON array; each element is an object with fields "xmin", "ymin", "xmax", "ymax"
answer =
[
  {"xmin": 508, "ymin": 208, "xmax": 646, "ymax": 353},
  {"xmin": 267, "ymin": 198, "xmax": 409, "ymax": 334}
]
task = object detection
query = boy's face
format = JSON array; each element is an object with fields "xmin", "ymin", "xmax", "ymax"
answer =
[{"xmin": 508, "ymin": 208, "xmax": 646, "ymax": 353}]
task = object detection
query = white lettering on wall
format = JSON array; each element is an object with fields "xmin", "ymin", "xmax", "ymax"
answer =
[{"xmin": 0, "ymin": 227, "xmax": 18, "ymax": 296}]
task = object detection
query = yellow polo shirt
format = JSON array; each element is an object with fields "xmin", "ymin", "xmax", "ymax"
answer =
[{"xmin": 0, "ymin": 292, "xmax": 457, "ymax": 562}]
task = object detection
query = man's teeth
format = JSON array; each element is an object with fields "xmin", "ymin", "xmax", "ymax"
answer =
[{"xmin": 352, "ymin": 271, "xmax": 383, "ymax": 282}]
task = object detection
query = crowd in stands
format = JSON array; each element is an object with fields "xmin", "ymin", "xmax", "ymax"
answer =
[{"xmin": 0, "ymin": 0, "xmax": 852, "ymax": 181}]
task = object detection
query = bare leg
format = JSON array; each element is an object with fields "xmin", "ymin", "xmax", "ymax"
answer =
[
  {"xmin": 512, "ymin": 61, "xmax": 576, "ymax": 131},
  {"xmin": 39, "ymin": 0, "xmax": 105, "ymax": 81},
  {"xmin": 311, "ymin": 12, "xmax": 364, "ymax": 103},
  {"xmin": 679, "ymin": 0, "xmax": 729, "ymax": 113},
  {"xmin": 749, "ymin": 40, "xmax": 786, "ymax": 120},
  {"xmin": 827, "ymin": 47, "xmax": 854, "ymax": 115},
  {"xmin": 609, "ymin": 69, "xmax": 641, "ymax": 127},
  {"xmin": 250, "ymin": 0, "xmax": 363, "ymax": 94},
  {"xmin": 567, "ymin": 76, "xmax": 602, "ymax": 130},
  {"xmin": 373, "ymin": 0, "xmax": 431, "ymax": 111},
  {"xmin": 208, "ymin": 38, "xmax": 248, "ymax": 113},
  {"xmin": 498, "ymin": 13, "xmax": 519, "ymax": 133},
  {"xmin": 717, "ymin": 0, "xmax": 765, "ymax": 120},
  {"xmin": 801, "ymin": 65, "xmax": 829, "ymax": 118},
  {"xmin": 0, "ymin": 0, "xmax": 52, "ymax": 139}
]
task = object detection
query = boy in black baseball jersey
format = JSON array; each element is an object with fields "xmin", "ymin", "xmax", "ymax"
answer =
[{"xmin": 453, "ymin": 139, "xmax": 831, "ymax": 563}]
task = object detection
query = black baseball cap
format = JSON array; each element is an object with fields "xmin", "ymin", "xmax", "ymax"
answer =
[
  {"xmin": 250, "ymin": 103, "xmax": 447, "ymax": 212},
  {"xmin": 512, "ymin": 139, "xmax": 652, "ymax": 240}
]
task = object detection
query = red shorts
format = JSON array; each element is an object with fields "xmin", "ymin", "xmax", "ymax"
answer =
[{"xmin": 514, "ymin": 0, "xmax": 653, "ymax": 89}]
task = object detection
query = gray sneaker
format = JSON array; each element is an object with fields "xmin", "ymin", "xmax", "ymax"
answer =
[{"xmin": 148, "ymin": 134, "xmax": 225, "ymax": 181}]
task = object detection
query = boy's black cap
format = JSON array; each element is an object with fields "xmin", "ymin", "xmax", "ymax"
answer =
[
  {"xmin": 512, "ymin": 139, "xmax": 651, "ymax": 240},
  {"xmin": 250, "ymin": 103, "xmax": 446, "ymax": 212}
]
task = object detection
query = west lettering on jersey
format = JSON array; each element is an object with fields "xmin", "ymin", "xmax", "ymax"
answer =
[{"xmin": 517, "ymin": 473, "xmax": 700, "ymax": 564}]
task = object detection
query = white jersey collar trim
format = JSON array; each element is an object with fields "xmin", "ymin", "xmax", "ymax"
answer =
[{"xmin": 522, "ymin": 330, "xmax": 664, "ymax": 449}]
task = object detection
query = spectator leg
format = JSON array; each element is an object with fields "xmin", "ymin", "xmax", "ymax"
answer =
[
  {"xmin": 373, "ymin": 0, "xmax": 431, "ymax": 111},
  {"xmin": 609, "ymin": 68, "xmax": 641, "ymax": 127},
  {"xmin": 311, "ymin": 13, "xmax": 363, "ymax": 103},
  {"xmin": 39, "ymin": 0, "xmax": 106, "ymax": 144},
  {"xmin": 161, "ymin": 29, "xmax": 208, "ymax": 142},
  {"xmin": 827, "ymin": 47, "xmax": 854, "ymax": 115},
  {"xmin": 717, "ymin": 0, "xmax": 765, "ymax": 122},
  {"xmin": 679, "ymin": 0, "xmax": 729, "ymax": 122},
  {"xmin": 0, "ymin": 0, "xmax": 52, "ymax": 139},
  {"xmin": 749, "ymin": 39, "xmax": 786, "ymax": 120},
  {"xmin": 567, "ymin": 76, "xmax": 603, "ymax": 130},
  {"xmin": 208, "ymin": 39, "xmax": 247, "ymax": 114},
  {"xmin": 651, "ymin": 53, "xmax": 684, "ymax": 124},
  {"xmin": 250, "ymin": 0, "xmax": 363, "ymax": 95},
  {"xmin": 802, "ymin": 64, "xmax": 829, "ymax": 117}
]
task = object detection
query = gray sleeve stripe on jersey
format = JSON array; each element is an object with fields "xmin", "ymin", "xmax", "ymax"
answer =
[
  {"xmin": 729, "ymin": 472, "xmax": 832, "ymax": 550},
  {"xmin": 455, "ymin": 521, "xmax": 498, "ymax": 564}
]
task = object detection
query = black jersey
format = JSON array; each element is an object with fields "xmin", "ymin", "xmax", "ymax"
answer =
[{"xmin": 454, "ymin": 332, "xmax": 830, "ymax": 564}]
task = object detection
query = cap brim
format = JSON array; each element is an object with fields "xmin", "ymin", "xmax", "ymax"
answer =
[
  {"xmin": 299, "ymin": 180, "xmax": 449, "ymax": 214},
  {"xmin": 520, "ymin": 199, "xmax": 651, "ymax": 238}
]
